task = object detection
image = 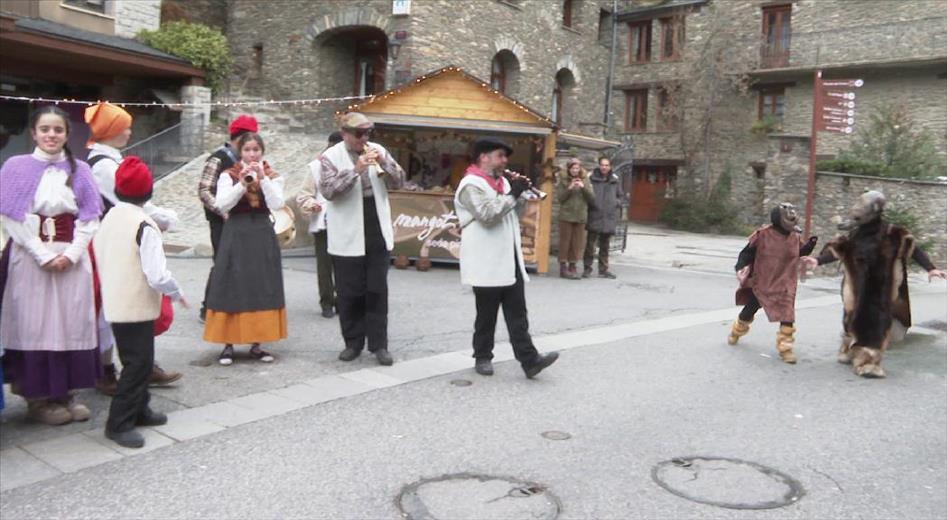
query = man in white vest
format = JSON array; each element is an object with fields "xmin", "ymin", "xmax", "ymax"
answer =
[
  {"xmin": 93, "ymin": 157, "xmax": 189, "ymax": 448},
  {"xmin": 319, "ymin": 113, "xmax": 405, "ymax": 366},
  {"xmin": 454, "ymin": 137, "xmax": 559, "ymax": 378}
]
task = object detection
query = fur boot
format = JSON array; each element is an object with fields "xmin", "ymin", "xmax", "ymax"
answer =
[
  {"xmin": 851, "ymin": 345, "xmax": 885, "ymax": 378},
  {"xmin": 837, "ymin": 333, "xmax": 855, "ymax": 364},
  {"xmin": 727, "ymin": 319, "xmax": 752, "ymax": 345},
  {"xmin": 776, "ymin": 325, "xmax": 797, "ymax": 364}
]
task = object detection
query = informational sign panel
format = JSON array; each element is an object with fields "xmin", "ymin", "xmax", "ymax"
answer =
[
  {"xmin": 389, "ymin": 192, "xmax": 540, "ymax": 265},
  {"xmin": 816, "ymin": 78, "xmax": 862, "ymax": 134}
]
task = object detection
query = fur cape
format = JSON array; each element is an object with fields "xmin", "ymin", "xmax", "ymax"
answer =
[{"xmin": 824, "ymin": 221, "xmax": 914, "ymax": 350}]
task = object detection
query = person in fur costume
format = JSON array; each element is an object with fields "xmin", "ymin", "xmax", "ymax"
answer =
[
  {"xmin": 803, "ymin": 191, "xmax": 946, "ymax": 378},
  {"xmin": 728, "ymin": 203, "xmax": 818, "ymax": 363}
]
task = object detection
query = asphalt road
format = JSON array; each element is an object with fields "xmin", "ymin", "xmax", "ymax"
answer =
[{"xmin": 1, "ymin": 246, "xmax": 945, "ymax": 519}]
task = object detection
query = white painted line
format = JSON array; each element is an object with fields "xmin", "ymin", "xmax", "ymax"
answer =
[
  {"xmin": 82, "ymin": 428, "xmax": 176, "ymax": 457},
  {"xmin": 339, "ymin": 368, "xmax": 404, "ymax": 388}
]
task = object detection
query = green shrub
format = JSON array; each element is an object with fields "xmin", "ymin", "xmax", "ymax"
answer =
[
  {"xmin": 751, "ymin": 115, "xmax": 781, "ymax": 136},
  {"xmin": 138, "ymin": 21, "xmax": 232, "ymax": 93},
  {"xmin": 886, "ymin": 206, "xmax": 933, "ymax": 253},
  {"xmin": 824, "ymin": 104, "xmax": 945, "ymax": 179},
  {"xmin": 659, "ymin": 170, "xmax": 751, "ymax": 235},
  {"xmin": 816, "ymin": 157, "xmax": 886, "ymax": 176}
]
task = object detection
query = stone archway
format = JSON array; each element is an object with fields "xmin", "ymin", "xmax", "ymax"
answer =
[
  {"xmin": 304, "ymin": 7, "xmax": 391, "ymax": 44},
  {"xmin": 492, "ymin": 35, "xmax": 527, "ymax": 72},
  {"xmin": 555, "ymin": 55, "xmax": 581, "ymax": 84}
]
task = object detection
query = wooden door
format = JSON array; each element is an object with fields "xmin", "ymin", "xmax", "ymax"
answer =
[{"xmin": 629, "ymin": 166, "xmax": 675, "ymax": 222}]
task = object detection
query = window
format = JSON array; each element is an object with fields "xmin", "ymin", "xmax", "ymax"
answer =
[
  {"xmin": 628, "ymin": 21, "xmax": 652, "ymax": 63},
  {"xmin": 624, "ymin": 89, "xmax": 648, "ymax": 132},
  {"xmin": 761, "ymin": 5, "xmax": 792, "ymax": 68},
  {"xmin": 489, "ymin": 50, "xmax": 520, "ymax": 96},
  {"xmin": 353, "ymin": 38, "xmax": 387, "ymax": 96},
  {"xmin": 490, "ymin": 55, "xmax": 506, "ymax": 93},
  {"xmin": 758, "ymin": 87, "xmax": 786, "ymax": 120},
  {"xmin": 62, "ymin": 0, "xmax": 107, "ymax": 14},
  {"xmin": 660, "ymin": 16, "xmax": 685, "ymax": 60},
  {"xmin": 250, "ymin": 43, "xmax": 263, "ymax": 79},
  {"xmin": 657, "ymin": 86, "xmax": 679, "ymax": 131},
  {"xmin": 563, "ymin": 0, "xmax": 573, "ymax": 28},
  {"xmin": 552, "ymin": 68, "xmax": 576, "ymax": 127}
]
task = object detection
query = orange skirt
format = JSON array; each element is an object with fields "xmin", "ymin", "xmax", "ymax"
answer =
[{"xmin": 203, "ymin": 308, "xmax": 287, "ymax": 344}]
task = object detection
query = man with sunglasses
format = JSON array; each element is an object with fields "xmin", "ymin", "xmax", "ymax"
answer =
[{"xmin": 319, "ymin": 112, "xmax": 405, "ymax": 366}]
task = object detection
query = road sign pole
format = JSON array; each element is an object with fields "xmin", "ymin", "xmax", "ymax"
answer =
[{"xmin": 805, "ymin": 70, "xmax": 821, "ymax": 239}]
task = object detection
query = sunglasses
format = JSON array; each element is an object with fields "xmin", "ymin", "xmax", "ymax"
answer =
[{"xmin": 345, "ymin": 127, "xmax": 374, "ymax": 138}]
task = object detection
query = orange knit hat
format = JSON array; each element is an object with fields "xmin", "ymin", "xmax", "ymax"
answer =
[{"xmin": 84, "ymin": 102, "xmax": 132, "ymax": 145}]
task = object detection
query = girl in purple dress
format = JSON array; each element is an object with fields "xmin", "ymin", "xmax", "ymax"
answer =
[{"xmin": 0, "ymin": 106, "xmax": 103, "ymax": 425}]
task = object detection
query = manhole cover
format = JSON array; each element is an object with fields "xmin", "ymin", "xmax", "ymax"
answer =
[
  {"xmin": 450, "ymin": 379, "xmax": 473, "ymax": 387},
  {"xmin": 541, "ymin": 431, "xmax": 572, "ymax": 441},
  {"xmin": 398, "ymin": 473, "xmax": 560, "ymax": 520},
  {"xmin": 652, "ymin": 456, "xmax": 804, "ymax": 510}
]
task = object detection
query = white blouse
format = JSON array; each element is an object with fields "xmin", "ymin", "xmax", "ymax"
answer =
[
  {"xmin": 215, "ymin": 166, "xmax": 286, "ymax": 214},
  {"xmin": 0, "ymin": 148, "xmax": 100, "ymax": 266}
]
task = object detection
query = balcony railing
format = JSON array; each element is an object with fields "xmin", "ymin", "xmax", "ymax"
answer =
[{"xmin": 122, "ymin": 120, "xmax": 204, "ymax": 182}]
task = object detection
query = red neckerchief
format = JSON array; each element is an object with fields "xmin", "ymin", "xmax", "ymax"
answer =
[{"xmin": 465, "ymin": 165, "xmax": 504, "ymax": 194}]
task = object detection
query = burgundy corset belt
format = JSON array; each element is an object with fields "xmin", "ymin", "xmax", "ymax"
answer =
[{"xmin": 37, "ymin": 214, "xmax": 76, "ymax": 243}]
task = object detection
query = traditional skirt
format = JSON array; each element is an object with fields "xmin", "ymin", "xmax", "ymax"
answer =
[
  {"xmin": 0, "ymin": 241, "xmax": 100, "ymax": 399},
  {"xmin": 203, "ymin": 212, "xmax": 287, "ymax": 344}
]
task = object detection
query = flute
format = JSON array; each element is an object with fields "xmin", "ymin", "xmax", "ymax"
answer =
[
  {"xmin": 504, "ymin": 169, "xmax": 547, "ymax": 200},
  {"xmin": 361, "ymin": 145, "xmax": 385, "ymax": 177}
]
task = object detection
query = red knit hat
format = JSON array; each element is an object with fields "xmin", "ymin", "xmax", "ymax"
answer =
[
  {"xmin": 114, "ymin": 156, "xmax": 153, "ymax": 198},
  {"xmin": 229, "ymin": 115, "xmax": 259, "ymax": 138}
]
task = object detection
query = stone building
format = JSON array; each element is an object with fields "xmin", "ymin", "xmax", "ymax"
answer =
[
  {"xmin": 179, "ymin": 0, "xmax": 945, "ymax": 258},
  {"xmin": 611, "ymin": 0, "xmax": 947, "ymax": 228},
  {"xmin": 0, "ymin": 0, "xmax": 211, "ymax": 162}
]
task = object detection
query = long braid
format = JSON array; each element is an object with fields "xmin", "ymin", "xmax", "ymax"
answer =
[{"xmin": 63, "ymin": 142, "xmax": 77, "ymax": 188}]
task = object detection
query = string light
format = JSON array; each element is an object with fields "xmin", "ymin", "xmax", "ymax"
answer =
[{"xmin": 0, "ymin": 93, "xmax": 373, "ymax": 108}]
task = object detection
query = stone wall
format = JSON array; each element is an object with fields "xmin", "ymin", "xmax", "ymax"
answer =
[
  {"xmin": 222, "ymin": 0, "xmax": 615, "ymax": 136},
  {"xmin": 113, "ymin": 0, "xmax": 160, "ymax": 38},
  {"xmin": 787, "ymin": 0, "xmax": 947, "ymax": 68},
  {"xmin": 811, "ymin": 173, "xmax": 947, "ymax": 266},
  {"xmin": 781, "ymin": 70, "xmax": 947, "ymax": 158},
  {"xmin": 161, "ymin": 0, "xmax": 228, "ymax": 30},
  {"xmin": 762, "ymin": 135, "xmax": 947, "ymax": 265}
]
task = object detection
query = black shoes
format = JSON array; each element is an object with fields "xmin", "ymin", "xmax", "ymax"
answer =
[
  {"xmin": 321, "ymin": 306, "xmax": 335, "ymax": 318},
  {"xmin": 523, "ymin": 352, "xmax": 560, "ymax": 379},
  {"xmin": 581, "ymin": 268, "xmax": 593, "ymax": 278},
  {"xmin": 136, "ymin": 409, "xmax": 168, "ymax": 427},
  {"xmin": 106, "ymin": 429, "xmax": 145, "ymax": 449},
  {"xmin": 374, "ymin": 349, "xmax": 394, "ymax": 366},
  {"xmin": 475, "ymin": 359, "xmax": 494, "ymax": 376},
  {"xmin": 338, "ymin": 347, "xmax": 361, "ymax": 362},
  {"xmin": 598, "ymin": 271, "xmax": 617, "ymax": 279}
]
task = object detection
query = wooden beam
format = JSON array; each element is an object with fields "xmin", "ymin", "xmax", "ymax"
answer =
[{"xmin": 535, "ymin": 132, "xmax": 558, "ymax": 274}]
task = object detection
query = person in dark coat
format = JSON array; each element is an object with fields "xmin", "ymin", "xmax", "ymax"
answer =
[
  {"xmin": 803, "ymin": 191, "xmax": 946, "ymax": 378},
  {"xmin": 583, "ymin": 157, "xmax": 624, "ymax": 279}
]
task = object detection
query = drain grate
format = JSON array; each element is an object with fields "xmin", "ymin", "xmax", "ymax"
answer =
[
  {"xmin": 652, "ymin": 456, "xmax": 804, "ymax": 510},
  {"xmin": 398, "ymin": 473, "xmax": 560, "ymax": 520}
]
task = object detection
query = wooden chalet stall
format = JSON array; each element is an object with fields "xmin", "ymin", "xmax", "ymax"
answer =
[{"xmin": 341, "ymin": 67, "xmax": 558, "ymax": 273}]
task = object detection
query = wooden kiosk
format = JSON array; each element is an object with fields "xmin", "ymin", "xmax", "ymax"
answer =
[{"xmin": 339, "ymin": 66, "xmax": 558, "ymax": 273}]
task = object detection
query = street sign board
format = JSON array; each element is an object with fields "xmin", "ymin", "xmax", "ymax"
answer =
[
  {"xmin": 820, "ymin": 124, "xmax": 854, "ymax": 134},
  {"xmin": 821, "ymin": 114, "xmax": 855, "ymax": 125},
  {"xmin": 823, "ymin": 90, "xmax": 856, "ymax": 100},
  {"xmin": 824, "ymin": 99, "xmax": 856, "ymax": 109},
  {"xmin": 822, "ymin": 107, "xmax": 855, "ymax": 117},
  {"xmin": 821, "ymin": 79, "xmax": 864, "ymax": 88}
]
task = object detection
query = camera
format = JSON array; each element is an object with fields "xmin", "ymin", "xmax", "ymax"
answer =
[{"xmin": 243, "ymin": 170, "xmax": 257, "ymax": 184}]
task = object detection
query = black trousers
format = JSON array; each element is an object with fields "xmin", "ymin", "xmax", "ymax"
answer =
[
  {"xmin": 739, "ymin": 291, "xmax": 793, "ymax": 327},
  {"xmin": 106, "ymin": 321, "xmax": 154, "ymax": 433},
  {"xmin": 331, "ymin": 198, "xmax": 389, "ymax": 352},
  {"xmin": 201, "ymin": 217, "xmax": 225, "ymax": 312},
  {"xmin": 472, "ymin": 263, "xmax": 539, "ymax": 366},
  {"xmin": 313, "ymin": 230, "xmax": 336, "ymax": 309}
]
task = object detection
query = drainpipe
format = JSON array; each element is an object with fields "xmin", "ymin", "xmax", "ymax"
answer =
[{"xmin": 603, "ymin": 0, "xmax": 619, "ymax": 134}]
